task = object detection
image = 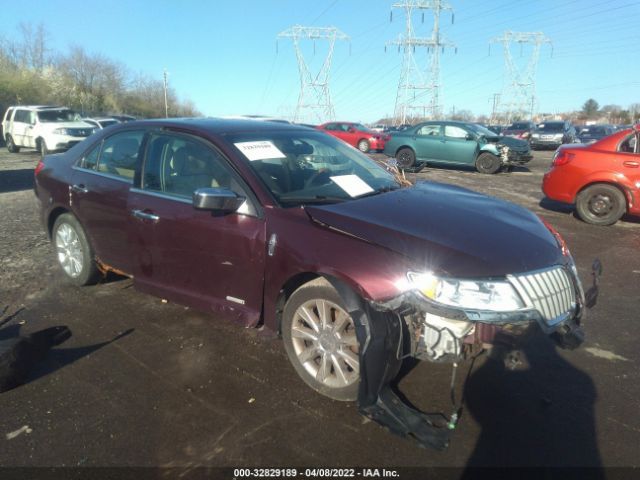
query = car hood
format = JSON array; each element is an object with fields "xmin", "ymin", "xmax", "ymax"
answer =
[
  {"xmin": 41, "ymin": 121, "xmax": 95, "ymax": 130},
  {"xmin": 305, "ymin": 181, "xmax": 564, "ymax": 278},
  {"xmin": 494, "ymin": 136, "xmax": 530, "ymax": 151}
]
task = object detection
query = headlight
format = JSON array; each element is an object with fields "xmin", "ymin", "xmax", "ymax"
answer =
[
  {"xmin": 532, "ymin": 133, "xmax": 540, "ymax": 138},
  {"xmin": 53, "ymin": 128, "xmax": 70, "ymax": 135},
  {"xmin": 407, "ymin": 271, "xmax": 525, "ymax": 311}
]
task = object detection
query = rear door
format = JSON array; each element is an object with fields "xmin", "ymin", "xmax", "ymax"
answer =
[
  {"xmin": 412, "ymin": 123, "xmax": 444, "ymax": 161},
  {"xmin": 70, "ymin": 129, "xmax": 145, "ymax": 273},
  {"xmin": 616, "ymin": 132, "xmax": 640, "ymax": 209},
  {"xmin": 128, "ymin": 131, "xmax": 266, "ymax": 326},
  {"xmin": 11, "ymin": 109, "xmax": 32, "ymax": 147}
]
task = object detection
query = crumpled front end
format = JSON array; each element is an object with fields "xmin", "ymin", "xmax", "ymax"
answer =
[{"xmin": 376, "ymin": 261, "xmax": 592, "ymax": 365}]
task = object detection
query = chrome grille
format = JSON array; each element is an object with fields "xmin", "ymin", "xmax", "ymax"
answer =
[{"xmin": 509, "ymin": 266, "xmax": 576, "ymax": 325}]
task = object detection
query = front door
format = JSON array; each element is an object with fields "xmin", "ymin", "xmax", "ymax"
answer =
[
  {"xmin": 437, "ymin": 124, "xmax": 478, "ymax": 165},
  {"xmin": 128, "ymin": 131, "xmax": 266, "ymax": 326}
]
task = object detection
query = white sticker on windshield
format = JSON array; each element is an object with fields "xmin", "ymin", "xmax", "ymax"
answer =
[
  {"xmin": 234, "ymin": 141, "xmax": 286, "ymax": 161},
  {"xmin": 330, "ymin": 175, "xmax": 374, "ymax": 197}
]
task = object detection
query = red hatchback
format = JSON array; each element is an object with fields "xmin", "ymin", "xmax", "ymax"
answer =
[
  {"xmin": 542, "ymin": 125, "xmax": 640, "ymax": 225},
  {"xmin": 316, "ymin": 121, "xmax": 389, "ymax": 153}
]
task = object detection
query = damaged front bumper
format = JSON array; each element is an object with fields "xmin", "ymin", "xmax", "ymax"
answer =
[
  {"xmin": 330, "ymin": 261, "xmax": 599, "ymax": 450},
  {"xmin": 377, "ymin": 263, "xmax": 590, "ymax": 362},
  {"xmin": 498, "ymin": 145, "xmax": 533, "ymax": 166}
]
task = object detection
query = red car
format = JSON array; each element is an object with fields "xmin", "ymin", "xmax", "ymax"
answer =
[
  {"xmin": 316, "ymin": 121, "xmax": 389, "ymax": 153},
  {"xmin": 542, "ymin": 125, "xmax": 640, "ymax": 225}
]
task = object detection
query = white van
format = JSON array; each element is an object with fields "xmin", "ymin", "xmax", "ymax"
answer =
[{"xmin": 2, "ymin": 106, "xmax": 96, "ymax": 155}]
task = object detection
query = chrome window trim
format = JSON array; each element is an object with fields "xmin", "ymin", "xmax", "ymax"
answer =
[
  {"xmin": 71, "ymin": 165, "xmax": 134, "ymax": 184},
  {"xmin": 129, "ymin": 187, "xmax": 192, "ymax": 205}
]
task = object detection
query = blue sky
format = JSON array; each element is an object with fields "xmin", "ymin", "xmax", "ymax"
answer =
[{"xmin": 2, "ymin": 0, "xmax": 639, "ymax": 123}]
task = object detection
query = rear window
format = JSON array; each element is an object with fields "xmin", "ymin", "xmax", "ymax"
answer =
[{"xmin": 537, "ymin": 123, "xmax": 564, "ymax": 132}]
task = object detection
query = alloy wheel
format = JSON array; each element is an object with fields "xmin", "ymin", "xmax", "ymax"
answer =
[
  {"xmin": 55, "ymin": 223, "xmax": 84, "ymax": 278},
  {"xmin": 289, "ymin": 299, "xmax": 359, "ymax": 389}
]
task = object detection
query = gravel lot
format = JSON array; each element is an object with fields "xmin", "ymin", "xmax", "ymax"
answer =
[{"xmin": 1, "ymin": 145, "xmax": 639, "ymax": 474}]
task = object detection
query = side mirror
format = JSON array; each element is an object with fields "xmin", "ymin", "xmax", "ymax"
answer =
[
  {"xmin": 193, "ymin": 187, "xmax": 245, "ymax": 213},
  {"xmin": 465, "ymin": 133, "xmax": 475, "ymax": 140}
]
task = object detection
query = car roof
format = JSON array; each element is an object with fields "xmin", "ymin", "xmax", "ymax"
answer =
[
  {"xmin": 119, "ymin": 117, "xmax": 311, "ymax": 135},
  {"xmin": 13, "ymin": 105, "xmax": 69, "ymax": 111}
]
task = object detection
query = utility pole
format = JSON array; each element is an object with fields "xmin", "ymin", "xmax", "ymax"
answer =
[
  {"xmin": 490, "ymin": 93, "xmax": 501, "ymax": 124},
  {"xmin": 163, "ymin": 69, "xmax": 169, "ymax": 118},
  {"xmin": 490, "ymin": 31, "xmax": 551, "ymax": 123},
  {"xmin": 277, "ymin": 25, "xmax": 349, "ymax": 123},
  {"xmin": 387, "ymin": 0, "xmax": 455, "ymax": 125}
]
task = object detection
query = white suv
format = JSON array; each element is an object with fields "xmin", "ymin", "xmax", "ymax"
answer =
[{"xmin": 2, "ymin": 106, "xmax": 96, "ymax": 155}]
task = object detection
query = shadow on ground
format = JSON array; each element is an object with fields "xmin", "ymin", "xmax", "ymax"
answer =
[
  {"xmin": 462, "ymin": 334, "xmax": 603, "ymax": 472},
  {"xmin": 0, "ymin": 169, "xmax": 34, "ymax": 193}
]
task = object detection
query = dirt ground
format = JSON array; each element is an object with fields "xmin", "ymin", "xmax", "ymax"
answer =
[{"xmin": 0, "ymin": 145, "xmax": 639, "ymax": 476}]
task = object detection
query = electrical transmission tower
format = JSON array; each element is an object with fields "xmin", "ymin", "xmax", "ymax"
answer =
[
  {"xmin": 490, "ymin": 31, "xmax": 552, "ymax": 123},
  {"xmin": 387, "ymin": 0, "xmax": 455, "ymax": 125},
  {"xmin": 277, "ymin": 25, "xmax": 349, "ymax": 123}
]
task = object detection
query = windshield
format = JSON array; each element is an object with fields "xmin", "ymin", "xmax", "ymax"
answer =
[
  {"xmin": 537, "ymin": 123, "xmax": 564, "ymax": 132},
  {"xmin": 352, "ymin": 123, "xmax": 369, "ymax": 131},
  {"xmin": 468, "ymin": 124, "xmax": 498, "ymax": 137},
  {"xmin": 509, "ymin": 122, "xmax": 529, "ymax": 130},
  {"xmin": 580, "ymin": 127, "xmax": 606, "ymax": 135},
  {"xmin": 225, "ymin": 131, "xmax": 399, "ymax": 207},
  {"xmin": 37, "ymin": 109, "xmax": 81, "ymax": 123}
]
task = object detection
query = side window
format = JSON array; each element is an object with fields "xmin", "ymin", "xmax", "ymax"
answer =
[
  {"xmin": 80, "ymin": 143, "xmax": 101, "ymax": 170},
  {"xmin": 618, "ymin": 134, "xmax": 638, "ymax": 154},
  {"xmin": 96, "ymin": 131, "xmax": 144, "ymax": 180},
  {"xmin": 324, "ymin": 123, "xmax": 338, "ymax": 131},
  {"xmin": 417, "ymin": 125, "xmax": 441, "ymax": 136},
  {"xmin": 444, "ymin": 125, "xmax": 468, "ymax": 139},
  {"xmin": 143, "ymin": 134, "xmax": 246, "ymax": 198},
  {"xmin": 14, "ymin": 109, "xmax": 30, "ymax": 123}
]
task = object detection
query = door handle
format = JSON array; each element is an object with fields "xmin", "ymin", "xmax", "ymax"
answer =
[
  {"xmin": 70, "ymin": 184, "xmax": 88, "ymax": 194},
  {"xmin": 623, "ymin": 161, "xmax": 639, "ymax": 168},
  {"xmin": 131, "ymin": 209, "xmax": 160, "ymax": 223}
]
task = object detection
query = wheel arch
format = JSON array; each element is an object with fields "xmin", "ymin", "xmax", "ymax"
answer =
[
  {"xmin": 274, "ymin": 272, "xmax": 368, "ymax": 336},
  {"xmin": 394, "ymin": 145, "xmax": 416, "ymax": 157},
  {"xmin": 47, "ymin": 206, "xmax": 71, "ymax": 239}
]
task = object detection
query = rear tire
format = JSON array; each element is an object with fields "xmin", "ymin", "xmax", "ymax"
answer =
[
  {"xmin": 282, "ymin": 280, "xmax": 359, "ymax": 401},
  {"xmin": 575, "ymin": 183, "xmax": 626, "ymax": 226},
  {"xmin": 396, "ymin": 147, "xmax": 416, "ymax": 169},
  {"xmin": 52, "ymin": 213, "xmax": 100, "ymax": 286},
  {"xmin": 357, "ymin": 139, "xmax": 370, "ymax": 153},
  {"xmin": 6, "ymin": 135, "xmax": 20, "ymax": 153},
  {"xmin": 37, "ymin": 138, "xmax": 48, "ymax": 157},
  {"xmin": 475, "ymin": 152, "xmax": 501, "ymax": 174}
]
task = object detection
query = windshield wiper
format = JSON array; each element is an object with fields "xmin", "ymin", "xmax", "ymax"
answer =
[
  {"xmin": 278, "ymin": 195, "xmax": 347, "ymax": 205},
  {"xmin": 355, "ymin": 185, "xmax": 401, "ymax": 199}
]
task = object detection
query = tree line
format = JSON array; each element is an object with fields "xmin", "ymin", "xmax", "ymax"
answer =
[{"xmin": 0, "ymin": 23, "xmax": 200, "ymax": 120}]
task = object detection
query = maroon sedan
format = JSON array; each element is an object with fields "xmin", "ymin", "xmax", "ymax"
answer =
[
  {"xmin": 35, "ymin": 118, "xmax": 593, "ymax": 449},
  {"xmin": 316, "ymin": 121, "xmax": 389, "ymax": 153}
]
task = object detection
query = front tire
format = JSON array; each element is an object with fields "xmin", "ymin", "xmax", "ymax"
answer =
[
  {"xmin": 357, "ymin": 139, "xmax": 370, "ymax": 153},
  {"xmin": 475, "ymin": 152, "xmax": 501, "ymax": 174},
  {"xmin": 282, "ymin": 280, "xmax": 359, "ymax": 401},
  {"xmin": 6, "ymin": 135, "xmax": 20, "ymax": 153},
  {"xmin": 52, "ymin": 213, "xmax": 100, "ymax": 285},
  {"xmin": 575, "ymin": 184, "xmax": 626, "ymax": 226}
]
